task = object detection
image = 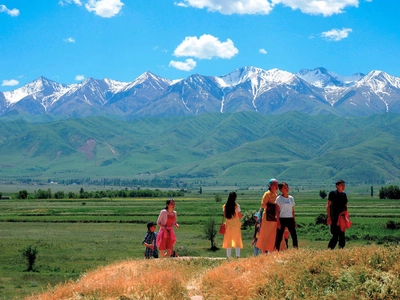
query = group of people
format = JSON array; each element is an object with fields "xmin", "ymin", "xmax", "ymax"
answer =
[
  {"xmin": 142, "ymin": 199, "xmax": 179, "ymax": 259},
  {"xmin": 142, "ymin": 179, "xmax": 350, "ymax": 259},
  {"xmin": 222, "ymin": 179, "xmax": 299, "ymax": 258}
]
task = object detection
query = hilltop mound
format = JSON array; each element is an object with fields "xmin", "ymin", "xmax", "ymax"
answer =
[{"xmin": 27, "ymin": 245, "xmax": 399, "ymax": 300}]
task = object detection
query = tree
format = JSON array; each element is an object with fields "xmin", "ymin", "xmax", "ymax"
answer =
[
  {"xmin": 199, "ymin": 187, "xmax": 203, "ymax": 194},
  {"xmin": 18, "ymin": 190, "xmax": 28, "ymax": 199},
  {"xmin": 21, "ymin": 245, "xmax": 38, "ymax": 271},
  {"xmin": 371, "ymin": 186, "xmax": 374, "ymax": 197},
  {"xmin": 319, "ymin": 190, "xmax": 327, "ymax": 199},
  {"xmin": 379, "ymin": 185, "xmax": 400, "ymax": 199},
  {"xmin": 36, "ymin": 189, "xmax": 49, "ymax": 199},
  {"xmin": 54, "ymin": 191, "xmax": 65, "ymax": 199},
  {"xmin": 214, "ymin": 193, "xmax": 222, "ymax": 202},
  {"xmin": 203, "ymin": 218, "xmax": 218, "ymax": 251},
  {"xmin": 0, "ymin": 192, "xmax": 2, "ymax": 199}
]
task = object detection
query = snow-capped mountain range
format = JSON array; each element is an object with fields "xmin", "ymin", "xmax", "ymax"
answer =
[{"xmin": 1, "ymin": 66, "xmax": 400, "ymax": 118}]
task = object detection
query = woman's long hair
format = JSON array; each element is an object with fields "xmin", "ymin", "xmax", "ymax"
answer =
[{"xmin": 225, "ymin": 192, "xmax": 237, "ymax": 219}]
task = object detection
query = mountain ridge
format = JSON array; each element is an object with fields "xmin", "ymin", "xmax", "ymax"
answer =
[{"xmin": 2, "ymin": 67, "xmax": 400, "ymax": 118}]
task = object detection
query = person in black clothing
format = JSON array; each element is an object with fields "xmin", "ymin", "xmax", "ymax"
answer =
[{"xmin": 326, "ymin": 179, "xmax": 348, "ymax": 249}]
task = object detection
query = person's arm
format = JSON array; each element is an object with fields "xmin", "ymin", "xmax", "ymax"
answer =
[
  {"xmin": 326, "ymin": 200, "xmax": 332, "ymax": 225},
  {"xmin": 157, "ymin": 210, "xmax": 166, "ymax": 229},
  {"xmin": 261, "ymin": 193, "xmax": 268, "ymax": 209},
  {"xmin": 292, "ymin": 207, "xmax": 296, "ymax": 226},
  {"xmin": 142, "ymin": 234, "xmax": 154, "ymax": 249},
  {"xmin": 143, "ymin": 242, "xmax": 154, "ymax": 249},
  {"xmin": 174, "ymin": 211, "xmax": 179, "ymax": 228},
  {"xmin": 276, "ymin": 204, "xmax": 281, "ymax": 229},
  {"xmin": 237, "ymin": 204, "xmax": 242, "ymax": 218}
]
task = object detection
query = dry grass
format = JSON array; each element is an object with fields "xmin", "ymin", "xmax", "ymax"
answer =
[
  {"xmin": 27, "ymin": 246, "xmax": 399, "ymax": 300},
  {"xmin": 201, "ymin": 245, "xmax": 400, "ymax": 300}
]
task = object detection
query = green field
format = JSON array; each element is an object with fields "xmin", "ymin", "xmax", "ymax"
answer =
[{"xmin": 1, "ymin": 190, "xmax": 400, "ymax": 299}]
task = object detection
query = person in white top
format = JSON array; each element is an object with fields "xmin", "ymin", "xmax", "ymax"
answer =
[{"xmin": 275, "ymin": 182, "xmax": 298, "ymax": 250}]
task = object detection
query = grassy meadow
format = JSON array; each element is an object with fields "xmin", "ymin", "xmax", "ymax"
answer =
[{"xmin": 0, "ymin": 187, "xmax": 400, "ymax": 299}]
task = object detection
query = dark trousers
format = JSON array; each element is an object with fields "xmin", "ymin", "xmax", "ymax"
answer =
[
  {"xmin": 328, "ymin": 223, "xmax": 346, "ymax": 249},
  {"xmin": 275, "ymin": 217, "xmax": 298, "ymax": 251}
]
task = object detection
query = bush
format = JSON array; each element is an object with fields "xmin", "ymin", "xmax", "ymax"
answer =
[
  {"xmin": 21, "ymin": 245, "xmax": 38, "ymax": 272},
  {"xmin": 17, "ymin": 190, "xmax": 28, "ymax": 199},
  {"xmin": 241, "ymin": 210, "xmax": 257, "ymax": 230},
  {"xmin": 319, "ymin": 190, "xmax": 327, "ymax": 199},
  {"xmin": 315, "ymin": 214, "xmax": 328, "ymax": 225},
  {"xmin": 214, "ymin": 194, "xmax": 222, "ymax": 202},
  {"xmin": 385, "ymin": 220, "xmax": 400, "ymax": 230}
]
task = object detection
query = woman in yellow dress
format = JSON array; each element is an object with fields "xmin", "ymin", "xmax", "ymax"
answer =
[
  {"xmin": 256, "ymin": 178, "xmax": 279, "ymax": 253},
  {"xmin": 222, "ymin": 191, "xmax": 243, "ymax": 258}
]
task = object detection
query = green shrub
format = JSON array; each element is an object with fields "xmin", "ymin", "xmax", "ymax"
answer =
[
  {"xmin": 315, "ymin": 214, "xmax": 328, "ymax": 225},
  {"xmin": 21, "ymin": 245, "xmax": 38, "ymax": 272}
]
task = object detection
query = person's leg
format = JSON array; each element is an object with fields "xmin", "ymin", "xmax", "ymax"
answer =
[
  {"xmin": 253, "ymin": 243, "xmax": 259, "ymax": 256},
  {"xmin": 235, "ymin": 247, "xmax": 240, "ymax": 258},
  {"xmin": 226, "ymin": 247, "xmax": 232, "ymax": 258},
  {"xmin": 338, "ymin": 230, "xmax": 346, "ymax": 248},
  {"xmin": 275, "ymin": 223, "xmax": 285, "ymax": 251},
  {"xmin": 328, "ymin": 224, "xmax": 339, "ymax": 249},
  {"xmin": 287, "ymin": 218, "xmax": 298, "ymax": 248}
]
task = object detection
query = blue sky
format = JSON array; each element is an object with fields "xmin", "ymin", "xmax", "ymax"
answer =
[{"xmin": 1, "ymin": 0, "xmax": 399, "ymax": 91}]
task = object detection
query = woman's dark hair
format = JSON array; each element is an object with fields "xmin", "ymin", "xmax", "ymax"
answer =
[
  {"xmin": 278, "ymin": 182, "xmax": 288, "ymax": 190},
  {"xmin": 224, "ymin": 192, "xmax": 237, "ymax": 219},
  {"xmin": 165, "ymin": 198, "xmax": 175, "ymax": 209}
]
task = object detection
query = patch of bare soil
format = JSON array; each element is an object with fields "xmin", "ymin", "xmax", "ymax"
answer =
[{"xmin": 77, "ymin": 139, "xmax": 96, "ymax": 160}]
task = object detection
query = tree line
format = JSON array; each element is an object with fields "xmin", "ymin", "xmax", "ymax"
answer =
[
  {"xmin": 379, "ymin": 185, "xmax": 400, "ymax": 199},
  {"xmin": 14, "ymin": 188, "xmax": 185, "ymax": 200}
]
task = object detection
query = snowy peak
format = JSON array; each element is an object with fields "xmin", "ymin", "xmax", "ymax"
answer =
[
  {"xmin": 103, "ymin": 78, "xmax": 129, "ymax": 93},
  {"xmin": 121, "ymin": 71, "xmax": 172, "ymax": 92},
  {"xmin": 216, "ymin": 66, "xmax": 296, "ymax": 88},
  {"xmin": 357, "ymin": 70, "xmax": 400, "ymax": 89},
  {"xmin": 3, "ymin": 77, "xmax": 70, "ymax": 104},
  {"xmin": 297, "ymin": 67, "xmax": 364, "ymax": 88}
]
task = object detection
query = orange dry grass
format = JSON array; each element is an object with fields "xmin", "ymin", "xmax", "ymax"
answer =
[
  {"xmin": 201, "ymin": 245, "xmax": 400, "ymax": 300},
  {"xmin": 26, "ymin": 246, "xmax": 400, "ymax": 300},
  {"xmin": 26, "ymin": 259, "xmax": 190, "ymax": 300}
]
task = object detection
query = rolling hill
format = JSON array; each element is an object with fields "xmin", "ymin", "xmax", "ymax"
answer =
[{"xmin": 1, "ymin": 111, "xmax": 399, "ymax": 187}]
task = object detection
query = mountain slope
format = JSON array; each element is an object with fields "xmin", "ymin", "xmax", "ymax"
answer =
[{"xmin": 1, "ymin": 112, "xmax": 400, "ymax": 185}]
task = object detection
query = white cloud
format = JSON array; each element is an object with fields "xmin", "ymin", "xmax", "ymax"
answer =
[
  {"xmin": 75, "ymin": 75, "xmax": 85, "ymax": 81},
  {"xmin": 0, "ymin": 4, "xmax": 20, "ymax": 16},
  {"xmin": 173, "ymin": 34, "xmax": 239, "ymax": 59},
  {"xmin": 59, "ymin": 0, "xmax": 123, "ymax": 17},
  {"xmin": 273, "ymin": 0, "xmax": 359, "ymax": 16},
  {"xmin": 169, "ymin": 59, "xmax": 197, "ymax": 71},
  {"xmin": 259, "ymin": 48, "xmax": 267, "ymax": 54},
  {"xmin": 2, "ymin": 79, "xmax": 19, "ymax": 86},
  {"xmin": 64, "ymin": 37, "xmax": 76, "ymax": 43},
  {"xmin": 177, "ymin": 0, "xmax": 359, "ymax": 16},
  {"xmin": 176, "ymin": 0, "xmax": 273, "ymax": 15},
  {"xmin": 174, "ymin": 1, "xmax": 188, "ymax": 7},
  {"xmin": 321, "ymin": 28, "xmax": 352, "ymax": 41},
  {"xmin": 85, "ymin": 0, "xmax": 124, "ymax": 18},
  {"xmin": 153, "ymin": 46, "xmax": 168, "ymax": 53},
  {"xmin": 58, "ymin": 0, "xmax": 82, "ymax": 6}
]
